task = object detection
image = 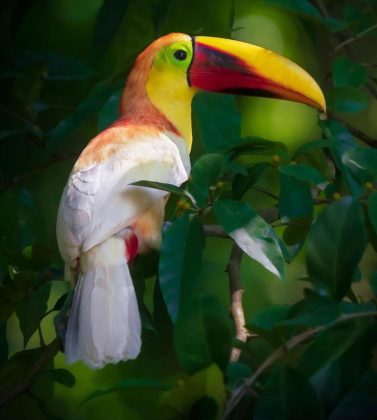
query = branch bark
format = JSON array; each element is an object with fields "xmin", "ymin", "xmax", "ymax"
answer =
[{"xmin": 0, "ymin": 337, "xmax": 61, "ymax": 408}]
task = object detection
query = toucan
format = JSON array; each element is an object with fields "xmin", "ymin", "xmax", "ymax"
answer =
[{"xmin": 57, "ymin": 33, "xmax": 325, "ymax": 369}]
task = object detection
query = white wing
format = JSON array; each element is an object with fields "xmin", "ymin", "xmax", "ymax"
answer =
[{"xmin": 56, "ymin": 128, "xmax": 190, "ymax": 267}]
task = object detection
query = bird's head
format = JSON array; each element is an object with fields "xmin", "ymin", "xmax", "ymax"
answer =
[{"xmin": 121, "ymin": 33, "xmax": 325, "ymax": 148}]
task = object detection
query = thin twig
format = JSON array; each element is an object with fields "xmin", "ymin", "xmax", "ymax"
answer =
[
  {"xmin": 0, "ymin": 337, "xmax": 61, "ymax": 408},
  {"xmin": 222, "ymin": 310, "xmax": 377, "ymax": 418},
  {"xmin": 204, "ymin": 225, "xmax": 228, "ymax": 238},
  {"xmin": 252, "ymin": 186, "xmax": 278, "ymax": 200},
  {"xmin": 333, "ymin": 23, "xmax": 377, "ymax": 54},
  {"xmin": 226, "ymin": 244, "xmax": 255, "ymax": 362}
]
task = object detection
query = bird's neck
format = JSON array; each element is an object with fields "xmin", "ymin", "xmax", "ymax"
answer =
[{"xmin": 120, "ymin": 67, "xmax": 196, "ymax": 151}]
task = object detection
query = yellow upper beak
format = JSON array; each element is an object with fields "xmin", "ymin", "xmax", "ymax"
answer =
[{"xmin": 189, "ymin": 36, "xmax": 326, "ymax": 113}]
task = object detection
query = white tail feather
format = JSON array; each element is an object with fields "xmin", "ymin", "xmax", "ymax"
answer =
[{"xmin": 65, "ymin": 237, "xmax": 141, "ymax": 369}]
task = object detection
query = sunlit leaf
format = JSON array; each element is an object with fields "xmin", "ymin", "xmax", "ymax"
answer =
[
  {"xmin": 307, "ymin": 197, "xmax": 367, "ymax": 299},
  {"xmin": 159, "ymin": 214, "xmax": 205, "ymax": 321},
  {"xmin": 174, "ymin": 296, "xmax": 232, "ymax": 373}
]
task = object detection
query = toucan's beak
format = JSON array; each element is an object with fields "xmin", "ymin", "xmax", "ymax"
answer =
[{"xmin": 189, "ymin": 36, "xmax": 326, "ymax": 112}]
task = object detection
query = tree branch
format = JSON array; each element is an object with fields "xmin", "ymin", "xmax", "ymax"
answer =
[
  {"xmin": 222, "ymin": 310, "xmax": 377, "ymax": 418},
  {"xmin": 226, "ymin": 244, "xmax": 255, "ymax": 363},
  {"xmin": 333, "ymin": 23, "xmax": 377, "ymax": 54},
  {"xmin": 203, "ymin": 224, "xmax": 228, "ymax": 238},
  {"xmin": 0, "ymin": 337, "xmax": 61, "ymax": 408}
]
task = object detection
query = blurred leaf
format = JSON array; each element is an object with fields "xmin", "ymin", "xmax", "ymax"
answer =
[
  {"xmin": 307, "ymin": 197, "xmax": 367, "ymax": 299},
  {"xmin": 49, "ymin": 80, "xmax": 123, "ymax": 146},
  {"xmin": 333, "ymin": 57, "xmax": 368, "ymax": 88},
  {"xmin": 193, "ymin": 92, "xmax": 242, "ymax": 152},
  {"xmin": 281, "ymin": 295, "xmax": 340, "ymax": 327},
  {"xmin": 292, "ymin": 139, "xmax": 334, "ymax": 159},
  {"xmin": 329, "ymin": 369, "xmax": 377, "ymax": 420},
  {"xmin": 98, "ymin": 89, "xmax": 122, "ymax": 131},
  {"xmin": 368, "ymin": 192, "xmax": 377, "ymax": 234},
  {"xmin": 279, "ymin": 174, "xmax": 313, "ymax": 219},
  {"xmin": 229, "ymin": 137, "xmax": 287, "ymax": 159},
  {"xmin": 16, "ymin": 281, "xmax": 51, "ymax": 346},
  {"xmin": 262, "ymin": 0, "xmax": 323, "ymax": 20},
  {"xmin": 82, "ymin": 378, "xmax": 171, "ymax": 405},
  {"xmin": 295, "ymin": 320, "xmax": 374, "ymax": 377},
  {"xmin": 279, "ymin": 163, "xmax": 326, "ymax": 186},
  {"xmin": 188, "ymin": 154, "xmax": 225, "ymax": 207},
  {"xmin": 370, "ymin": 272, "xmax": 377, "ymax": 296},
  {"xmin": 159, "ymin": 214, "xmax": 205, "ymax": 322},
  {"xmin": 159, "ymin": 364, "xmax": 225, "ymax": 419},
  {"xmin": 344, "ymin": 147, "xmax": 377, "ymax": 180},
  {"xmin": 232, "ymin": 162, "xmax": 271, "ymax": 200},
  {"xmin": 213, "ymin": 199, "xmax": 285, "ymax": 278},
  {"xmin": 174, "ymin": 296, "xmax": 232, "ymax": 373},
  {"xmin": 1, "ymin": 51, "xmax": 93, "ymax": 80},
  {"xmin": 92, "ymin": 0, "xmax": 130, "ymax": 61},
  {"xmin": 22, "ymin": 242, "xmax": 52, "ymax": 269},
  {"xmin": 327, "ymin": 87, "xmax": 369, "ymax": 113},
  {"xmin": 323, "ymin": 17, "xmax": 349, "ymax": 33},
  {"xmin": 0, "ymin": 323, "xmax": 8, "ymax": 366},
  {"xmin": 37, "ymin": 368, "xmax": 75, "ymax": 388},
  {"xmin": 254, "ymin": 366, "xmax": 321, "ymax": 420},
  {"xmin": 226, "ymin": 362, "xmax": 252, "ymax": 389},
  {"xmin": 250, "ymin": 305, "xmax": 291, "ymax": 331}
]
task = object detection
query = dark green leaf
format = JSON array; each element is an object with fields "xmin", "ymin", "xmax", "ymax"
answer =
[
  {"xmin": 279, "ymin": 163, "xmax": 326, "ymax": 186},
  {"xmin": 307, "ymin": 197, "xmax": 367, "ymax": 299},
  {"xmin": 229, "ymin": 137, "xmax": 287, "ymax": 159},
  {"xmin": 159, "ymin": 364, "xmax": 225, "ymax": 419},
  {"xmin": 279, "ymin": 174, "xmax": 313, "ymax": 219},
  {"xmin": 16, "ymin": 281, "xmax": 51, "ymax": 346},
  {"xmin": 333, "ymin": 56, "xmax": 368, "ymax": 88},
  {"xmin": 188, "ymin": 154, "xmax": 225, "ymax": 207},
  {"xmin": 159, "ymin": 214, "xmax": 205, "ymax": 322},
  {"xmin": 295, "ymin": 320, "xmax": 373, "ymax": 377},
  {"xmin": 292, "ymin": 139, "xmax": 334, "ymax": 159},
  {"xmin": 329, "ymin": 369, "xmax": 377, "ymax": 420},
  {"xmin": 281, "ymin": 295, "xmax": 340, "ymax": 327},
  {"xmin": 214, "ymin": 200, "xmax": 285, "ymax": 278},
  {"xmin": 368, "ymin": 192, "xmax": 377, "ymax": 234},
  {"xmin": 370, "ymin": 272, "xmax": 377, "ymax": 296},
  {"xmin": 254, "ymin": 366, "xmax": 321, "ymax": 420},
  {"xmin": 82, "ymin": 378, "xmax": 171, "ymax": 405},
  {"xmin": 345, "ymin": 147, "xmax": 377, "ymax": 180},
  {"xmin": 226, "ymin": 362, "xmax": 252, "ymax": 389},
  {"xmin": 98, "ymin": 89, "xmax": 122, "ymax": 131},
  {"xmin": 232, "ymin": 162, "xmax": 271, "ymax": 200},
  {"xmin": 262, "ymin": 0, "xmax": 323, "ymax": 20},
  {"xmin": 92, "ymin": 0, "xmax": 130, "ymax": 61},
  {"xmin": 131, "ymin": 180, "xmax": 188, "ymax": 197},
  {"xmin": 37, "ymin": 369, "xmax": 75, "ymax": 388},
  {"xmin": 0, "ymin": 323, "xmax": 8, "ymax": 366},
  {"xmin": 327, "ymin": 87, "xmax": 369, "ymax": 113},
  {"xmin": 174, "ymin": 296, "xmax": 232, "ymax": 373},
  {"xmin": 193, "ymin": 92, "xmax": 242, "ymax": 152},
  {"xmin": 250, "ymin": 305, "xmax": 291, "ymax": 331}
]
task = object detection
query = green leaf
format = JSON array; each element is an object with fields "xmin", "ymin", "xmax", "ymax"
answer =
[
  {"xmin": 327, "ymin": 87, "xmax": 369, "ymax": 113},
  {"xmin": 159, "ymin": 364, "xmax": 225, "ymax": 419},
  {"xmin": 262, "ymin": 0, "xmax": 323, "ymax": 21},
  {"xmin": 174, "ymin": 296, "xmax": 232, "ymax": 373},
  {"xmin": 159, "ymin": 214, "xmax": 205, "ymax": 322},
  {"xmin": 92, "ymin": 0, "xmax": 130, "ymax": 61},
  {"xmin": 292, "ymin": 139, "xmax": 334, "ymax": 159},
  {"xmin": 232, "ymin": 162, "xmax": 271, "ymax": 200},
  {"xmin": 49, "ymin": 81, "xmax": 123, "ymax": 146},
  {"xmin": 82, "ymin": 378, "xmax": 171, "ymax": 406},
  {"xmin": 16, "ymin": 281, "xmax": 51, "ymax": 346},
  {"xmin": 98, "ymin": 89, "xmax": 122, "ymax": 131},
  {"xmin": 368, "ymin": 192, "xmax": 377, "ymax": 234},
  {"xmin": 279, "ymin": 164, "xmax": 327, "ymax": 186},
  {"xmin": 370, "ymin": 272, "xmax": 377, "ymax": 296},
  {"xmin": 213, "ymin": 200, "xmax": 285, "ymax": 278},
  {"xmin": 254, "ymin": 366, "xmax": 321, "ymax": 420},
  {"xmin": 37, "ymin": 369, "xmax": 75, "ymax": 388},
  {"xmin": 229, "ymin": 137, "xmax": 287, "ymax": 159},
  {"xmin": 279, "ymin": 174, "xmax": 313, "ymax": 219},
  {"xmin": 333, "ymin": 57, "xmax": 368, "ymax": 88},
  {"xmin": 281, "ymin": 295, "xmax": 340, "ymax": 327},
  {"xmin": 193, "ymin": 92, "xmax": 242, "ymax": 152},
  {"xmin": 329, "ymin": 369, "xmax": 377, "ymax": 420},
  {"xmin": 307, "ymin": 197, "xmax": 367, "ymax": 299},
  {"xmin": 188, "ymin": 154, "xmax": 225, "ymax": 207},
  {"xmin": 250, "ymin": 305, "xmax": 291, "ymax": 331},
  {"xmin": 131, "ymin": 180, "xmax": 189, "ymax": 198},
  {"xmin": 295, "ymin": 320, "xmax": 373, "ymax": 377},
  {"xmin": 226, "ymin": 362, "xmax": 252, "ymax": 389},
  {"xmin": 344, "ymin": 147, "xmax": 377, "ymax": 180}
]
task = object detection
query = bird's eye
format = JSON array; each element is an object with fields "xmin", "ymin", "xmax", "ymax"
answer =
[{"xmin": 174, "ymin": 49, "xmax": 187, "ymax": 61}]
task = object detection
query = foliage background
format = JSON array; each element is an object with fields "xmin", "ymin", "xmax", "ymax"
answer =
[{"xmin": 0, "ymin": 0, "xmax": 377, "ymax": 419}]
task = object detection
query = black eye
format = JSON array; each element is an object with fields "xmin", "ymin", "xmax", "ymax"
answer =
[{"xmin": 174, "ymin": 49, "xmax": 187, "ymax": 61}]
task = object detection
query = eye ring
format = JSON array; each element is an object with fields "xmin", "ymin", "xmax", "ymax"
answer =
[{"xmin": 174, "ymin": 49, "xmax": 187, "ymax": 61}]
